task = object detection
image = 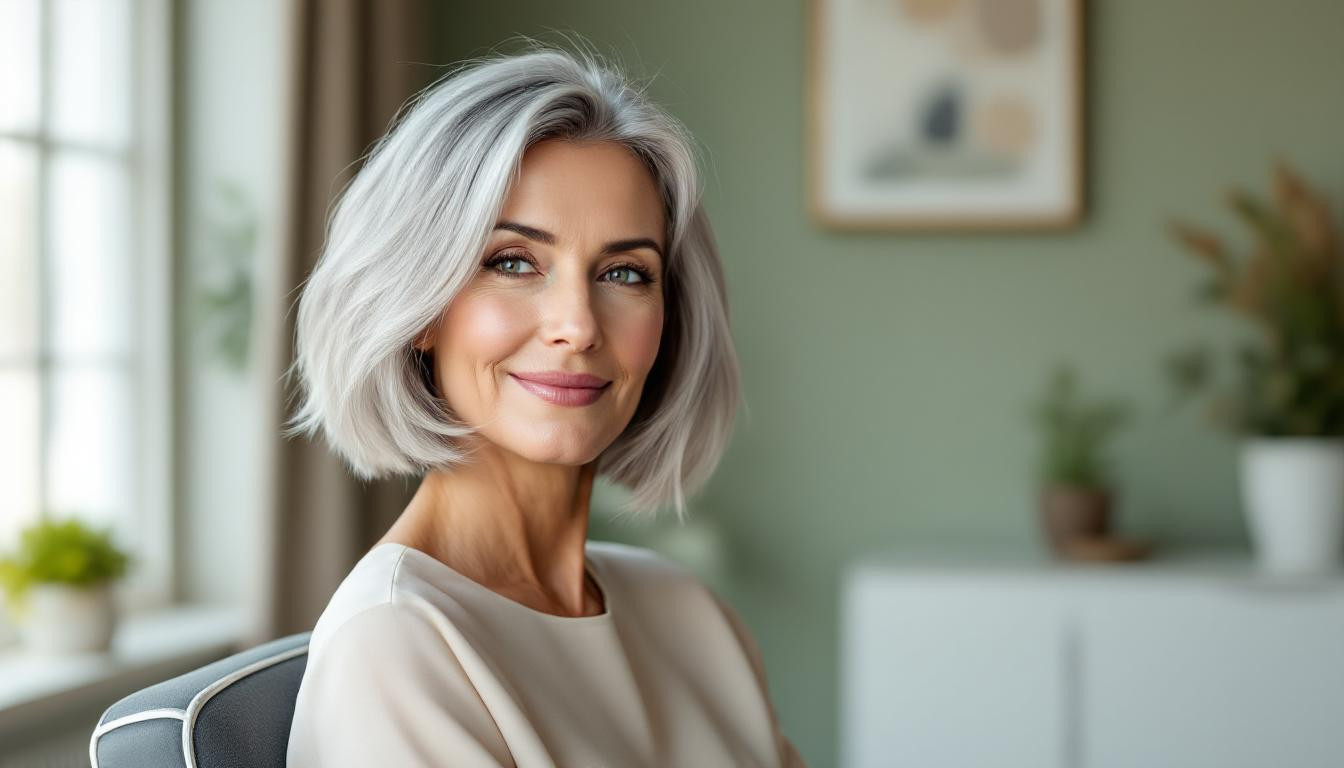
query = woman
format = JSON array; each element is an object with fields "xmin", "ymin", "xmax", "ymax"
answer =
[{"xmin": 284, "ymin": 44, "xmax": 806, "ymax": 767}]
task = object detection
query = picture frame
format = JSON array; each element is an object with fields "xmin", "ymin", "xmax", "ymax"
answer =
[{"xmin": 808, "ymin": 0, "xmax": 1085, "ymax": 231}]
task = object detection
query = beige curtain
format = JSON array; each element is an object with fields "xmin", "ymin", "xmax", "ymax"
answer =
[{"xmin": 267, "ymin": 0, "xmax": 430, "ymax": 638}]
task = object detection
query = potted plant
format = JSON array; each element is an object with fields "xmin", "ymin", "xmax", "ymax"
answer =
[
  {"xmin": 1167, "ymin": 161, "xmax": 1344, "ymax": 576},
  {"xmin": 0, "ymin": 517, "xmax": 133, "ymax": 654},
  {"xmin": 1031, "ymin": 363, "xmax": 1133, "ymax": 559}
]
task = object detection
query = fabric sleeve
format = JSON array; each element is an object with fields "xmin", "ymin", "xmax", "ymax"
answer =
[
  {"xmin": 708, "ymin": 591, "xmax": 810, "ymax": 768},
  {"xmin": 285, "ymin": 601, "xmax": 514, "ymax": 768}
]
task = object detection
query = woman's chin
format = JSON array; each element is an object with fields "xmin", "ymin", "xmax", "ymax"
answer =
[{"xmin": 499, "ymin": 432, "xmax": 609, "ymax": 467}]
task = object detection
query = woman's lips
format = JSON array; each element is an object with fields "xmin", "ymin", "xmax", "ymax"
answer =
[{"xmin": 509, "ymin": 374, "xmax": 610, "ymax": 406}]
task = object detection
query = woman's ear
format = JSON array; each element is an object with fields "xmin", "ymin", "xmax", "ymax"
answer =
[{"xmin": 412, "ymin": 319, "xmax": 438, "ymax": 352}]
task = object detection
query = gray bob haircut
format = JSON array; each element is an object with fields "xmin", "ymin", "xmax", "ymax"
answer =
[{"xmin": 283, "ymin": 43, "xmax": 742, "ymax": 522}]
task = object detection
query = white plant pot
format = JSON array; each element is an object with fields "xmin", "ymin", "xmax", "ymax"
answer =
[
  {"xmin": 1240, "ymin": 437, "xmax": 1344, "ymax": 577},
  {"xmin": 17, "ymin": 581, "xmax": 118, "ymax": 654}
]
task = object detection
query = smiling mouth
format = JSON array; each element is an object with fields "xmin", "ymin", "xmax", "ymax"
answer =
[{"xmin": 508, "ymin": 374, "xmax": 611, "ymax": 407}]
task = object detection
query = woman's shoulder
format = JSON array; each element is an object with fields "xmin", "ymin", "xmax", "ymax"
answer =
[
  {"xmin": 584, "ymin": 538, "xmax": 679, "ymax": 571},
  {"xmin": 585, "ymin": 539, "xmax": 743, "ymax": 632},
  {"xmin": 585, "ymin": 539, "xmax": 710, "ymax": 597},
  {"xmin": 305, "ymin": 543, "xmax": 445, "ymax": 658},
  {"xmin": 288, "ymin": 587, "xmax": 512, "ymax": 766},
  {"xmin": 586, "ymin": 540, "xmax": 787, "ymax": 724}
]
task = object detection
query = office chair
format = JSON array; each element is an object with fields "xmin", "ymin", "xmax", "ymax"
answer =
[{"xmin": 89, "ymin": 632, "xmax": 310, "ymax": 768}]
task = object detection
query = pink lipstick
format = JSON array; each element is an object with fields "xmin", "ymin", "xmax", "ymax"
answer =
[{"xmin": 509, "ymin": 372, "xmax": 611, "ymax": 407}]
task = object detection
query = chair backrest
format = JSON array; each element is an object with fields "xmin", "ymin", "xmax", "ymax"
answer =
[{"xmin": 89, "ymin": 632, "xmax": 310, "ymax": 768}]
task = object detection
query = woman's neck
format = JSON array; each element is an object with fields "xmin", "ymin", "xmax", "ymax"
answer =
[{"xmin": 377, "ymin": 452, "xmax": 604, "ymax": 617}]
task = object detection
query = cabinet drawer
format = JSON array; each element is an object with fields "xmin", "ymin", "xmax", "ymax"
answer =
[
  {"xmin": 1081, "ymin": 583, "xmax": 1344, "ymax": 768},
  {"xmin": 841, "ymin": 574, "xmax": 1067, "ymax": 768}
]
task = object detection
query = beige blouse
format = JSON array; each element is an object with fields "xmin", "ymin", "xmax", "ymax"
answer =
[{"xmin": 285, "ymin": 539, "xmax": 807, "ymax": 767}]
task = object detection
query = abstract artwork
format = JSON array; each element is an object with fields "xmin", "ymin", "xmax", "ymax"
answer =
[{"xmin": 809, "ymin": 0, "xmax": 1084, "ymax": 230}]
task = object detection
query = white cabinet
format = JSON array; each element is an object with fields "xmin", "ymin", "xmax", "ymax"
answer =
[
  {"xmin": 1080, "ymin": 581, "xmax": 1344, "ymax": 768},
  {"xmin": 839, "ymin": 548, "xmax": 1344, "ymax": 768}
]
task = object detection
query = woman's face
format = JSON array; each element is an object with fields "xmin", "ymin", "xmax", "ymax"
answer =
[{"xmin": 420, "ymin": 138, "xmax": 667, "ymax": 466}]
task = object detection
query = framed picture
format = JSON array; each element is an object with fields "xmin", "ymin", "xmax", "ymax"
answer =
[{"xmin": 808, "ymin": 0, "xmax": 1085, "ymax": 230}]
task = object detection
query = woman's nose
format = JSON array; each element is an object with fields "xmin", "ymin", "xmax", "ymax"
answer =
[{"xmin": 539, "ymin": 264, "xmax": 601, "ymax": 352}]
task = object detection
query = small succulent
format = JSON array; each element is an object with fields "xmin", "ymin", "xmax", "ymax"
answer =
[
  {"xmin": 1166, "ymin": 161, "xmax": 1344, "ymax": 437},
  {"xmin": 1031, "ymin": 363, "xmax": 1131, "ymax": 489},
  {"xmin": 0, "ymin": 517, "xmax": 133, "ymax": 618}
]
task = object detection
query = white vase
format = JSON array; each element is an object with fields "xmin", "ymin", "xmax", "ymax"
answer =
[
  {"xmin": 1240, "ymin": 437, "xmax": 1344, "ymax": 577},
  {"xmin": 18, "ymin": 581, "xmax": 118, "ymax": 654}
]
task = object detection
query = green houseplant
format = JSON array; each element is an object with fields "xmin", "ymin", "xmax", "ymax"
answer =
[
  {"xmin": 0, "ymin": 517, "xmax": 133, "ymax": 654},
  {"xmin": 1030, "ymin": 363, "xmax": 1131, "ymax": 558},
  {"xmin": 1167, "ymin": 161, "xmax": 1344, "ymax": 575}
]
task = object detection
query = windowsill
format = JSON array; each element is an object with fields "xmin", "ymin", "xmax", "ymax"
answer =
[{"xmin": 0, "ymin": 603, "xmax": 248, "ymax": 744}]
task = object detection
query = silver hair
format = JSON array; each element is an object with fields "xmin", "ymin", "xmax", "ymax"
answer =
[{"xmin": 283, "ymin": 42, "xmax": 742, "ymax": 522}]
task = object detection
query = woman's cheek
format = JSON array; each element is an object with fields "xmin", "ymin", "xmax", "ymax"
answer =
[
  {"xmin": 617, "ymin": 303, "xmax": 664, "ymax": 375},
  {"xmin": 448, "ymin": 292, "xmax": 534, "ymax": 358},
  {"xmin": 436, "ymin": 292, "xmax": 532, "ymax": 417}
]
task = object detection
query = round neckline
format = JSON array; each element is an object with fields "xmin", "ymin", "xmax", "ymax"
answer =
[{"xmin": 378, "ymin": 541, "xmax": 614, "ymax": 625}]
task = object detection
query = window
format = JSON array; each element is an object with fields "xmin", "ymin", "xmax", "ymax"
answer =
[{"xmin": 0, "ymin": 0, "xmax": 173, "ymax": 611}]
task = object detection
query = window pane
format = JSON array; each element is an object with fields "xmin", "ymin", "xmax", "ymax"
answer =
[
  {"xmin": 46, "ymin": 366, "xmax": 133, "ymax": 529},
  {"xmin": 47, "ymin": 150, "xmax": 133, "ymax": 359},
  {"xmin": 51, "ymin": 0, "xmax": 132, "ymax": 148},
  {"xmin": 0, "ymin": 369, "xmax": 40, "ymax": 550},
  {"xmin": 0, "ymin": 0, "xmax": 41, "ymax": 134},
  {"xmin": 0, "ymin": 140, "xmax": 40, "ymax": 360}
]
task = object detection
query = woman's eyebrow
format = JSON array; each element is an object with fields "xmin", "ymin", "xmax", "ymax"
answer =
[{"xmin": 494, "ymin": 220, "xmax": 664, "ymax": 262}]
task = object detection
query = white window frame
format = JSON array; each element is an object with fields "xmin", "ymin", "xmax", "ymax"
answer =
[{"xmin": 0, "ymin": 0, "xmax": 175, "ymax": 615}]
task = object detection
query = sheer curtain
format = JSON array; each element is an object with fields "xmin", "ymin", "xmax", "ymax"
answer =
[{"xmin": 266, "ymin": 0, "xmax": 430, "ymax": 638}]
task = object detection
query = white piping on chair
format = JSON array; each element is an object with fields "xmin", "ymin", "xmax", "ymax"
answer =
[
  {"xmin": 89, "ymin": 708, "xmax": 187, "ymax": 768},
  {"xmin": 181, "ymin": 644, "xmax": 309, "ymax": 768},
  {"xmin": 86, "ymin": 642, "xmax": 308, "ymax": 768}
]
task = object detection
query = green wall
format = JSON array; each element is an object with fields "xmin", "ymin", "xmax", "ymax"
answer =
[{"xmin": 429, "ymin": 2, "xmax": 1344, "ymax": 764}]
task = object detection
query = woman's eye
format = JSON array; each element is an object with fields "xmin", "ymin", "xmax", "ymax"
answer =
[
  {"xmin": 484, "ymin": 253, "xmax": 655, "ymax": 286},
  {"xmin": 603, "ymin": 266, "xmax": 646, "ymax": 285},
  {"xmin": 485, "ymin": 255, "xmax": 537, "ymax": 276}
]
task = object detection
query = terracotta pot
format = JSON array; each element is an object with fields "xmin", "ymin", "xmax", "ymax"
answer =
[{"xmin": 1040, "ymin": 485, "xmax": 1112, "ymax": 555}]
